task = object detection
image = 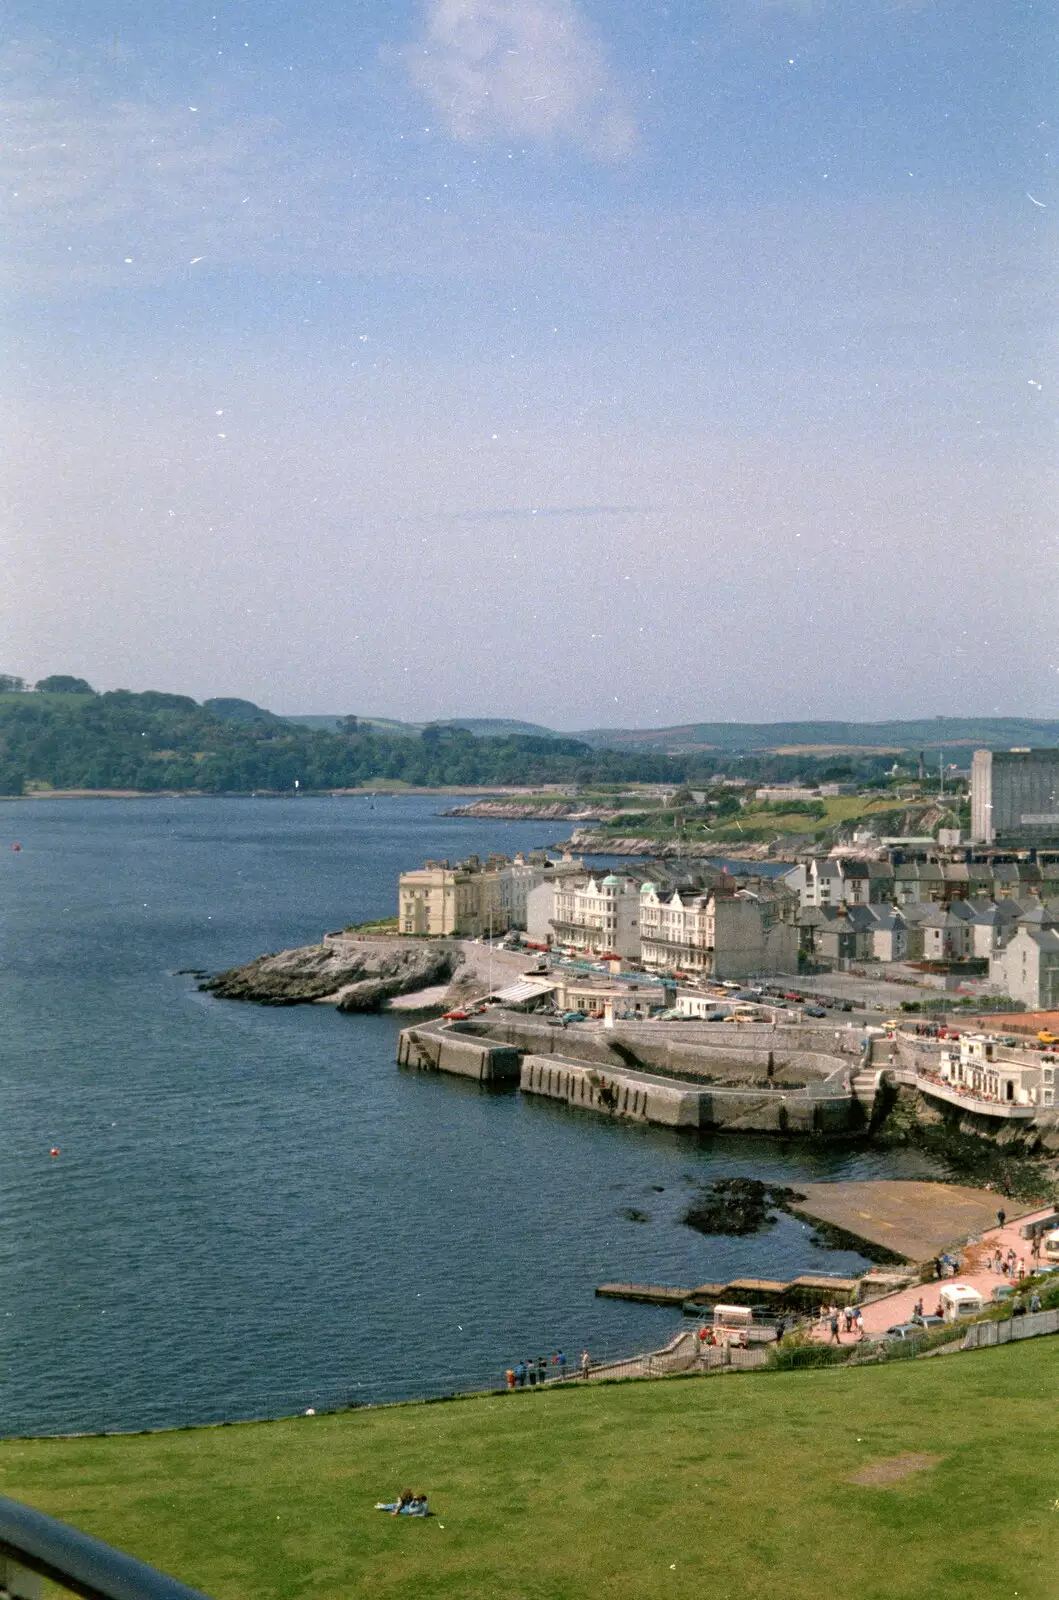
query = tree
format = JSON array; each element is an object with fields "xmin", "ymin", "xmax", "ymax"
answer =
[
  {"xmin": 35, "ymin": 675, "xmax": 95, "ymax": 695},
  {"xmin": 0, "ymin": 675, "xmax": 25, "ymax": 692}
]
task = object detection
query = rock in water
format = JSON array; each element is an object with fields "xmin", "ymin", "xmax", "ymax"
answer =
[
  {"xmin": 680, "ymin": 1177, "xmax": 806, "ymax": 1237},
  {"xmin": 200, "ymin": 934, "xmax": 460, "ymax": 1009}
]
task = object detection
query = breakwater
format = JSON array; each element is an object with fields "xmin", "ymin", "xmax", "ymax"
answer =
[{"xmin": 396, "ymin": 1013, "xmax": 867, "ymax": 1136}]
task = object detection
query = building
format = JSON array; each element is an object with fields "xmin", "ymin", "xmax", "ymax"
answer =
[
  {"xmin": 989, "ymin": 907, "xmax": 1059, "ymax": 1011},
  {"xmin": 756, "ymin": 785, "xmax": 819, "ymax": 804},
  {"xmin": 398, "ymin": 857, "xmax": 504, "ymax": 937},
  {"xmin": 549, "ymin": 873, "xmax": 642, "ymax": 959},
  {"xmin": 971, "ymin": 748, "xmax": 1059, "ymax": 844},
  {"xmin": 783, "ymin": 857, "xmax": 891, "ymax": 909},
  {"xmin": 936, "ymin": 1035, "xmax": 1053, "ymax": 1109},
  {"xmin": 639, "ymin": 883, "xmax": 798, "ymax": 979},
  {"xmin": 550, "ymin": 972, "xmax": 675, "ymax": 1019},
  {"xmin": 399, "ymin": 853, "xmax": 553, "ymax": 937}
]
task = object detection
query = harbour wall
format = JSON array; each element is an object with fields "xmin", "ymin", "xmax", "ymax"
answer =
[
  {"xmin": 396, "ymin": 1014, "xmax": 864, "ymax": 1134},
  {"xmin": 519, "ymin": 1054, "xmax": 857, "ymax": 1135},
  {"xmin": 455, "ymin": 1013, "xmax": 855, "ymax": 1085}
]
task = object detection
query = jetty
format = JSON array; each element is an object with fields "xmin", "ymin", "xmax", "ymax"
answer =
[
  {"xmin": 396, "ymin": 1013, "xmax": 865, "ymax": 1134},
  {"xmin": 596, "ymin": 1273, "xmax": 867, "ymax": 1310}
]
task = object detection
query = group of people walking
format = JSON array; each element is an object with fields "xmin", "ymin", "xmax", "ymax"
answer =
[
  {"xmin": 821, "ymin": 1303, "xmax": 864, "ymax": 1342},
  {"xmin": 504, "ymin": 1349, "xmax": 592, "ymax": 1389}
]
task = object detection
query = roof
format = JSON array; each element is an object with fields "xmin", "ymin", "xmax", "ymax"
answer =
[{"xmin": 489, "ymin": 979, "xmax": 557, "ymax": 1005}]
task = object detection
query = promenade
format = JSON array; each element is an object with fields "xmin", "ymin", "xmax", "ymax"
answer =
[{"xmin": 811, "ymin": 1203, "xmax": 1057, "ymax": 1344}]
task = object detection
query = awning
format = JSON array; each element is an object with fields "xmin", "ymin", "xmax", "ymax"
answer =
[{"xmin": 489, "ymin": 979, "xmax": 557, "ymax": 1006}]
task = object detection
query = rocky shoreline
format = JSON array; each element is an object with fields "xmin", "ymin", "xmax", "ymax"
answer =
[
  {"xmin": 439, "ymin": 799, "xmax": 615, "ymax": 820},
  {"xmin": 200, "ymin": 933, "xmax": 463, "ymax": 1012},
  {"xmin": 564, "ymin": 828, "xmax": 789, "ymax": 862}
]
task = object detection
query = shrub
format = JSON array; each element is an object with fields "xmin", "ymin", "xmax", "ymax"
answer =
[{"xmin": 768, "ymin": 1338, "xmax": 850, "ymax": 1371}]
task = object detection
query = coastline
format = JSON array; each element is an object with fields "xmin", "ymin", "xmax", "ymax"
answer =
[{"xmin": 1, "ymin": 785, "xmax": 549, "ymax": 801}]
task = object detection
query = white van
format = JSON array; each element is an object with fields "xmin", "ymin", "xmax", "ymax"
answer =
[
  {"xmin": 939, "ymin": 1284, "xmax": 984, "ymax": 1322},
  {"xmin": 1041, "ymin": 1229, "xmax": 1059, "ymax": 1262}
]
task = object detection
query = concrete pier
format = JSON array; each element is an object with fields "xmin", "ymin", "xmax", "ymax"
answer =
[
  {"xmin": 395, "ymin": 1013, "xmax": 865, "ymax": 1133},
  {"xmin": 396, "ymin": 1023, "xmax": 520, "ymax": 1083},
  {"xmin": 519, "ymin": 1052, "xmax": 857, "ymax": 1134}
]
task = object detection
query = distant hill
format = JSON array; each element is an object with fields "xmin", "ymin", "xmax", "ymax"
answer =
[
  {"xmin": 568, "ymin": 718, "xmax": 1059, "ymax": 756},
  {"xmin": 282, "ymin": 715, "xmax": 555, "ymax": 738},
  {"xmin": 280, "ymin": 713, "xmax": 1059, "ymax": 757},
  {"xmin": 442, "ymin": 718, "xmax": 557, "ymax": 738},
  {"xmin": 203, "ymin": 698, "xmax": 287, "ymax": 727}
]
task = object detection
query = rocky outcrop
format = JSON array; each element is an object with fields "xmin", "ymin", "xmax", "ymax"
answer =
[
  {"xmin": 201, "ymin": 934, "xmax": 461, "ymax": 1010},
  {"xmin": 439, "ymin": 800, "xmax": 615, "ymax": 820},
  {"xmin": 564, "ymin": 829, "xmax": 782, "ymax": 861}
]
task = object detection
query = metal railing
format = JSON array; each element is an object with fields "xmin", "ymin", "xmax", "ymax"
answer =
[{"xmin": 0, "ymin": 1494, "xmax": 210, "ymax": 1600}]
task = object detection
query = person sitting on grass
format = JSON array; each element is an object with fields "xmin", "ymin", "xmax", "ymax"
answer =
[{"xmin": 375, "ymin": 1488, "xmax": 431, "ymax": 1517}]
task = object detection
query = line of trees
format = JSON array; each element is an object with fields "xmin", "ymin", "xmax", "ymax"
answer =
[{"xmin": 0, "ymin": 689, "xmax": 912, "ymax": 798}]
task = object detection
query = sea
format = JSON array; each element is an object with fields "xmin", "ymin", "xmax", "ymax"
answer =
[{"xmin": 0, "ymin": 795, "xmax": 948, "ymax": 1437}]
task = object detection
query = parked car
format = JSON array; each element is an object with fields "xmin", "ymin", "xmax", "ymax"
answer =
[
  {"xmin": 911, "ymin": 1313, "xmax": 945, "ymax": 1330},
  {"xmin": 804, "ymin": 1005, "xmax": 827, "ymax": 1018},
  {"xmin": 991, "ymin": 1284, "xmax": 1015, "ymax": 1305},
  {"xmin": 884, "ymin": 1323, "xmax": 926, "ymax": 1343}
]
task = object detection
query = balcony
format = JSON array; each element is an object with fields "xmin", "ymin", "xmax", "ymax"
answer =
[{"xmin": 914, "ymin": 1073, "xmax": 1037, "ymax": 1119}]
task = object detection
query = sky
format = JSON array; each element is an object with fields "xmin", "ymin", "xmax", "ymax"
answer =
[{"xmin": 2, "ymin": 0, "xmax": 1056, "ymax": 728}]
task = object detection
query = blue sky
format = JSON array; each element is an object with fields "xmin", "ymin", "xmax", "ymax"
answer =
[{"xmin": 3, "ymin": 0, "xmax": 1055, "ymax": 725}]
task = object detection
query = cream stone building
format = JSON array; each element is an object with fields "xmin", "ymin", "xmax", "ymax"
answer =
[
  {"xmin": 399, "ymin": 860, "xmax": 493, "ymax": 936},
  {"xmin": 638, "ymin": 884, "xmax": 798, "ymax": 979},
  {"xmin": 549, "ymin": 873, "xmax": 642, "ymax": 959},
  {"xmin": 399, "ymin": 852, "xmax": 580, "ymax": 937}
]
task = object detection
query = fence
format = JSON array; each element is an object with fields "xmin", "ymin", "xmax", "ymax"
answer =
[
  {"xmin": 0, "ymin": 1493, "xmax": 210, "ymax": 1600},
  {"xmin": 961, "ymin": 1307, "xmax": 1059, "ymax": 1349},
  {"xmin": 587, "ymin": 1327, "xmax": 768, "ymax": 1382}
]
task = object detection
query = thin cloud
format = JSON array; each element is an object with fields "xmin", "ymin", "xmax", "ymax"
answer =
[
  {"xmin": 406, "ymin": 0, "xmax": 636, "ymax": 159},
  {"xmin": 447, "ymin": 504, "xmax": 653, "ymax": 520}
]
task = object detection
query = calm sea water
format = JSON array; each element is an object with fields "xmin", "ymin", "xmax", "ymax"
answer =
[{"xmin": 0, "ymin": 796, "xmax": 946, "ymax": 1437}]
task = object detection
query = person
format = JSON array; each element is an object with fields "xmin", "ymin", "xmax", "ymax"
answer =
[
  {"xmin": 853, "ymin": 1307, "xmax": 863, "ymax": 1335},
  {"xmin": 537, "ymin": 1357, "xmax": 547, "ymax": 1385},
  {"xmin": 829, "ymin": 1311, "xmax": 841, "ymax": 1344},
  {"xmin": 1030, "ymin": 1291, "xmax": 1042, "ymax": 1314},
  {"xmin": 1012, "ymin": 1293, "xmax": 1026, "ymax": 1317},
  {"xmin": 580, "ymin": 1348, "xmax": 591, "ymax": 1379},
  {"xmin": 1017, "ymin": 1257, "xmax": 1026, "ymax": 1280},
  {"xmin": 912, "ymin": 1298, "xmax": 924, "ymax": 1322},
  {"xmin": 996, "ymin": 1207, "xmax": 1006, "ymax": 1229},
  {"xmin": 1031, "ymin": 1232, "xmax": 1041, "ymax": 1261},
  {"xmin": 554, "ymin": 1349, "xmax": 567, "ymax": 1377},
  {"xmin": 526, "ymin": 1358, "xmax": 537, "ymax": 1387},
  {"xmin": 505, "ymin": 1367, "xmax": 515, "ymax": 1390},
  {"xmin": 375, "ymin": 1488, "xmax": 429, "ymax": 1517},
  {"xmin": 514, "ymin": 1360, "xmax": 525, "ymax": 1388},
  {"xmin": 774, "ymin": 1316, "xmax": 786, "ymax": 1343},
  {"xmin": 843, "ymin": 1306, "xmax": 853, "ymax": 1334}
]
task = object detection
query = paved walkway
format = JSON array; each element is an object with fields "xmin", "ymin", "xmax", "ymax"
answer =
[
  {"xmin": 795, "ymin": 1180, "xmax": 1022, "ymax": 1262},
  {"xmin": 809, "ymin": 1204, "xmax": 1056, "ymax": 1345}
]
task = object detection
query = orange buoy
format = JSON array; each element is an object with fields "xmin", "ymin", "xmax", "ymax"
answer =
[
  {"xmin": 12, "ymin": 843, "xmax": 21, "ymax": 852},
  {"xmin": 49, "ymin": 1147, "xmax": 59, "ymax": 1157}
]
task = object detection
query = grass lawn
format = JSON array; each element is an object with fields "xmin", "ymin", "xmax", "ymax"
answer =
[{"xmin": 1, "ymin": 1343, "xmax": 1055, "ymax": 1600}]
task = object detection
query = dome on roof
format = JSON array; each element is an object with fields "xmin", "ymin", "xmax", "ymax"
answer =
[{"xmin": 601, "ymin": 874, "xmax": 622, "ymax": 886}]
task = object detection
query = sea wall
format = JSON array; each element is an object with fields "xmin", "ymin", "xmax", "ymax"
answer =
[
  {"xmin": 458, "ymin": 1012, "xmax": 852, "ymax": 1086},
  {"xmin": 519, "ymin": 1054, "xmax": 857, "ymax": 1135},
  {"xmin": 396, "ymin": 1026, "xmax": 520, "ymax": 1083}
]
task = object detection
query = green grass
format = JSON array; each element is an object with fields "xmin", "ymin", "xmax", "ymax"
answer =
[{"xmin": 1, "ymin": 1341, "xmax": 1057, "ymax": 1599}]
